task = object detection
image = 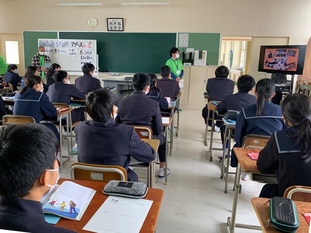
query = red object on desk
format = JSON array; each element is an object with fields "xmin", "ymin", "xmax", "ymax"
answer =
[
  {"xmin": 247, "ymin": 152, "xmax": 259, "ymax": 160},
  {"xmin": 303, "ymin": 213, "xmax": 311, "ymax": 225}
]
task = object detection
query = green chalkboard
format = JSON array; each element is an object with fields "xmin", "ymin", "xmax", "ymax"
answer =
[
  {"xmin": 23, "ymin": 31, "xmax": 58, "ymax": 67},
  {"xmin": 59, "ymin": 32, "xmax": 176, "ymax": 73},
  {"xmin": 178, "ymin": 33, "xmax": 221, "ymax": 65}
]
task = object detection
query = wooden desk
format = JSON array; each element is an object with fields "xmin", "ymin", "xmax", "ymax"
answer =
[
  {"xmin": 221, "ymin": 118, "xmax": 236, "ymax": 193},
  {"xmin": 57, "ymin": 178, "xmax": 164, "ymax": 233},
  {"xmin": 251, "ymin": 197, "xmax": 310, "ymax": 233},
  {"xmin": 227, "ymin": 147, "xmax": 262, "ymax": 233},
  {"xmin": 162, "ymin": 117, "xmax": 172, "ymax": 185}
]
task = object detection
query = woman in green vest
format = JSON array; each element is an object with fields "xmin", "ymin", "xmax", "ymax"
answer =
[{"xmin": 165, "ymin": 47, "xmax": 184, "ymax": 82}]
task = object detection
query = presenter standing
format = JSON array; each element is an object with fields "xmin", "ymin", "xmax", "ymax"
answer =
[
  {"xmin": 31, "ymin": 46, "xmax": 51, "ymax": 81},
  {"xmin": 165, "ymin": 47, "xmax": 184, "ymax": 82},
  {"xmin": 0, "ymin": 54, "xmax": 7, "ymax": 76}
]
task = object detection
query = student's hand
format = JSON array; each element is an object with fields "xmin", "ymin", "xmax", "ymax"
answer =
[{"xmin": 176, "ymin": 77, "xmax": 181, "ymax": 82}]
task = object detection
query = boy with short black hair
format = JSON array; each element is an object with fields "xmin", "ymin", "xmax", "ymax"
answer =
[{"xmin": 0, "ymin": 124, "xmax": 75, "ymax": 233}]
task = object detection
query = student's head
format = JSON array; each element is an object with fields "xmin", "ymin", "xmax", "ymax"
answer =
[
  {"xmin": 86, "ymin": 89, "xmax": 117, "ymax": 122},
  {"xmin": 7, "ymin": 64, "xmax": 17, "ymax": 73},
  {"xmin": 20, "ymin": 75, "xmax": 43, "ymax": 94},
  {"xmin": 47, "ymin": 63, "xmax": 61, "ymax": 78},
  {"xmin": 148, "ymin": 73, "xmax": 158, "ymax": 88},
  {"xmin": 38, "ymin": 46, "xmax": 46, "ymax": 56},
  {"xmin": 255, "ymin": 78, "xmax": 275, "ymax": 116},
  {"xmin": 282, "ymin": 93, "xmax": 311, "ymax": 156},
  {"xmin": 169, "ymin": 47, "xmax": 180, "ymax": 59},
  {"xmin": 215, "ymin": 66, "xmax": 229, "ymax": 78},
  {"xmin": 237, "ymin": 75, "xmax": 256, "ymax": 93},
  {"xmin": 82, "ymin": 63, "xmax": 95, "ymax": 75},
  {"xmin": 0, "ymin": 124, "xmax": 59, "ymax": 199},
  {"xmin": 54, "ymin": 70, "xmax": 68, "ymax": 83},
  {"xmin": 132, "ymin": 73, "xmax": 150, "ymax": 92},
  {"xmin": 24, "ymin": 66, "xmax": 39, "ymax": 77},
  {"xmin": 160, "ymin": 65, "xmax": 171, "ymax": 78}
]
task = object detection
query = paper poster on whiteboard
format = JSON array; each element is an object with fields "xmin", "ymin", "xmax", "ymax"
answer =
[{"xmin": 38, "ymin": 39, "xmax": 97, "ymax": 71}]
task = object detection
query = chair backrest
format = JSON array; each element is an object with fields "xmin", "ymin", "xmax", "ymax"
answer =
[
  {"xmin": 2, "ymin": 115, "xmax": 36, "ymax": 125},
  {"xmin": 242, "ymin": 134, "xmax": 270, "ymax": 149},
  {"xmin": 70, "ymin": 162, "xmax": 127, "ymax": 182},
  {"xmin": 208, "ymin": 100, "xmax": 220, "ymax": 111},
  {"xmin": 284, "ymin": 185, "xmax": 311, "ymax": 202},
  {"xmin": 133, "ymin": 126, "xmax": 153, "ymax": 139}
]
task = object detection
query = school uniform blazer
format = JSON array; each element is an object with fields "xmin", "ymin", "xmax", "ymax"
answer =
[
  {"xmin": 206, "ymin": 77, "xmax": 234, "ymax": 102},
  {"xmin": 147, "ymin": 87, "xmax": 169, "ymax": 111},
  {"xmin": 217, "ymin": 92, "xmax": 257, "ymax": 115},
  {"xmin": 74, "ymin": 119, "xmax": 156, "ymax": 181},
  {"xmin": 0, "ymin": 197, "xmax": 75, "ymax": 233},
  {"xmin": 156, "ymin": 77, "xmax": 180, "ymax": 100},
  {"xmin": 14, "ymin": 88, "xmax": 57, "ymax": 123},
  {"xmin": 74, "ymin": 74, "xmax": 101, "ymax": 95},
  {"xmin": 233, "ymin": 101, "xmax": 285, "ymax": 146},
  {"xmin": 257, "ymin": 127, "xmax": 311, "ymax": 196},
  {"xmin": 115, "ymin": 91, "xmax": 163, "ymax": 136},
  {"xmin": 47, "ymin": 82, "xmax": 85, "ymax": 104},
  {"xmin": 4, "ymin": 71, "xmax": 21, "ymax": 91}
]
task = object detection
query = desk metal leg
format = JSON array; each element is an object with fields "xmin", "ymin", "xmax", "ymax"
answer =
[
  {"xmin": 165, "ymin": 126, "xmax": 168, "ymax": 185},
  {"xmin": 220, "ymin": 125, "xmax": 228, "ymax": 180},
  {"xmin": 59, "ymin": 116, "xmax": 63, "ymax": 172},
  {"xmin": 169, "ymin": 108, "xmax": 174, "ymax": 156},
  {"xmin": 176, "ymin": 107, "xmax": 180, "ymax": 137}
]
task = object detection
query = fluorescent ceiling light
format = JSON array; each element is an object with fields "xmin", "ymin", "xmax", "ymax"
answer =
[
  {"xmin": 121, "ymin": 1, "xmax": 169, "ymax": 5},
  {"xmin": 58, "ymin": 2, "xmax": 102, "ymax": 6}
]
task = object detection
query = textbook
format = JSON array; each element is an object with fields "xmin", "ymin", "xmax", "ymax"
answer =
[{"xmin": 41, "ymin": 181, "xmax": 96, "ymax": 221}]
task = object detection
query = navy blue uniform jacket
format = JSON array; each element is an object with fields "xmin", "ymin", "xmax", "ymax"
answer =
[
  {"xmin": 234, "ymin": 101, "xmax": 285, "ymax": 146},
  {"xmin": 206, "ymin": 77, "xmax": 234, "ymax": 102},
  {"xmin": 147, "ymin": 87, "xmax": 169, "ymax": 111},
  {"xmin": 74, "ymin": 119, "xmax": 156, "ymax": 181},
  {"xmin": 47, "ymin": 82, "xmax": 85, "ymax": 104},
  {"xmin": 257, "ymin": 127, "xmax": 311, "ymax": 196},
  {"xmin": 4, "ymin": 71, "xmax": 21, "ymax": 91},
  {"xmin": 0, "ymin": 197, "xmax": 75, "ymax": 233},
  {"xmin": 156, "ymin": 77, "xmax": 180, "ymax": 100},
  {"xmin": 14, "ymin": 88, "xmax": 57, "ymax": 123},
  {"xmin": 217, "ymin": 92, "xmax": 256, "ymax": 115},
  {"xmin": 74, "ymin": 74, "xmax": 101, "ymax": 95},
  {"xmin": 116, "ymin": 91, "xmax": 163, "ymax": 135}
]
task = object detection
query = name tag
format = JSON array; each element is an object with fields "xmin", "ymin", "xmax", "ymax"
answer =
[{"xmin": 176, "ymin": 70, "xmax": 181, "ymax": 75}]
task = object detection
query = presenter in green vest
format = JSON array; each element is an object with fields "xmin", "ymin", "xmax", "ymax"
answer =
[
  {"xmin": 31, "ymin": 46, "xmax": 51, "ymax": 81},
  {"xmin": 0, "ymin": 54, "xmax": 7, "ymax": 76},
  {"xmin": 165, "ymin": 47, "xmax": 184, "ymax": 82}
]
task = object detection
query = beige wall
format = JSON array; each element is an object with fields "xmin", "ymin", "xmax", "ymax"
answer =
[{"xmin": 0, "ymin": 0, "xmax": 310, "ymax": 44}]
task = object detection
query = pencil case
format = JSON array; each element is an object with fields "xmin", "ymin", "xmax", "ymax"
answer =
[
  {"xmin": 103, "ymin": 180, "xmax": 148, "ymax": 199},
  {"xmin": 269, "ymin": 197, "xmax": 299, "ymax": 233}
]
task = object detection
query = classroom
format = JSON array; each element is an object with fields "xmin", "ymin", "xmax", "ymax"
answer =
[{"xmin": 0, "ymin": 0, "xmax": 311, "ymax": 232}]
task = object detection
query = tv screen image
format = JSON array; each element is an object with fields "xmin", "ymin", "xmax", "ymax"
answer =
[{"xmin": 258, "ymin": 45, "xmax": 306, "ymax": 75}]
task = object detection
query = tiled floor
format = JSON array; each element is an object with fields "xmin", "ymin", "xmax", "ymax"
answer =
[{"xmin": 60, "ymin": 109, "xmax": 265, "ymax": 233}]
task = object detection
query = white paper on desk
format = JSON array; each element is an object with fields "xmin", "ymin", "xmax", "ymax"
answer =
[
  {"xmin": 162, "ymin": 117, "xmax": 169, "ymax": 124},
  {"xmin": 83, "ymin": 196, "xmax": 153, "ymax": 233}
]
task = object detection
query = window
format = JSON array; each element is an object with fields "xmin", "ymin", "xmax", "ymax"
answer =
[
  {"xmin": 239, "ymin": 41, "xmax": 246, "ymax": 70},
  {"xmin": 5, "ymin": 41, "xmax": 19, "ymax": 64}
]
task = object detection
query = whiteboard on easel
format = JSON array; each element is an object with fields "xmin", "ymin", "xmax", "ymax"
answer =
[{"xmin": 38, "ymin": 39, "xmax": 97, "ymax": 72}]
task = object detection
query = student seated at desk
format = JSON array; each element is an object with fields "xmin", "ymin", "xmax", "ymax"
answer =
[
  {"xmin": 47, "ymin": 70, "xmax": 85, "ymax": 122},
  {"xmin": 21, "ymin": 66, "xmax": 40, "ymax": 89},
  {"xmin": 74, "ymin": 89, "xmax": 155, "ymax": 181},
  {"xmin": 0, "ymin": 124, "xmax": 75, "ymax": 233},
  {"xmin": 217, "ymin": 75, "xmax": 256, "ymax": 158},
  {"xmin": 156, "ymin": 65, "xmax": 180, "ymax": 101},
  {"xmin": 4, "ymin": 64, "xmax": 22, "ymax": 91},
  {"xmin": 116, "ymin": 73, "xmax": 169, "ymax": 178},
  {"xmin": 74, "ymin": 63, "xmax": 102, "ymax": 95},
  {"xmin": 14, "ymin": 75, "xmax": 60, "ymax": 141},
  {"xmin": 257, "ymin": 94, "xmax": 311, "ymax": 198},
  {"xmin": 202, "ymin": 65, "xmax": 234, "ymax": 132},
  {"xmin": 231, "ymin": 79, "xmax": 285, "ymax": 179},
  {"xmin": 147, "ymin": 73, "xmax": 168, "ymax": 111},
  {"xmin": 46, "ymin": 63, "xmax": 61, "ymax": 87}
]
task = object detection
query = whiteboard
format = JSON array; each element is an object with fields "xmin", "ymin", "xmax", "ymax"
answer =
[{"xmin": 38, "ymin": 39, "xmax": 97, "ymax": 72}]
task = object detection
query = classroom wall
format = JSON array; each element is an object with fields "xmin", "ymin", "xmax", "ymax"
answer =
[{"xmin": 0, "ymin": 0, "xmax": 310, "ymax": 45}]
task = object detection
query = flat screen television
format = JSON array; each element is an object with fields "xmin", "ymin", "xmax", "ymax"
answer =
[{"xmin": 258, "ymin": 45, "xmax": 306, "ymax": 75}]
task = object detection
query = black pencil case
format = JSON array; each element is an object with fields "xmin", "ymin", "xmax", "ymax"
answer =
[
  {"xmin": 103, "ymin": 180, "xmax": 148, "ymax": 199},
  {"xmin": 269, "ymin": 196, "xmax": 299, "ymax": 233}
]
